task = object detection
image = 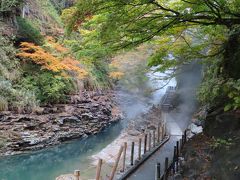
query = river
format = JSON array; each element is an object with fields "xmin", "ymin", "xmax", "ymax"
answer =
[{"xmin": 0, "ymin": 123, "xmax": 122, "ymax": 180}]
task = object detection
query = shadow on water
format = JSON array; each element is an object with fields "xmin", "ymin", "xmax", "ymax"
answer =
[{"xmin": 0, "ymin": 123, "xmax": 122, "ymax": 180}]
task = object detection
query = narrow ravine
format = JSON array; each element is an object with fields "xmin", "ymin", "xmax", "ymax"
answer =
[
  {"xmin": 0, "ymin": 58, "xmax": 201, "ymax": 180},
  {"xmin": 0, "ymin": 1, "xmax": 239, "ymax": 180},
  {"xmin": 0, "ymin": 55, "xmax": 174, "ymax": 180}
]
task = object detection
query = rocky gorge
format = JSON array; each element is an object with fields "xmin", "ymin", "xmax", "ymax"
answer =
[{"xmin": 0, "ymin": 91, "xmax": 123, "ymax": 156}]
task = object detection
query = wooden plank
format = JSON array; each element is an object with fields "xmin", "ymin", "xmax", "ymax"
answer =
[
  {"xmin": 109, "ymin": 146, "xmax": 124, "ymax": 180},
  {"xmin": 121, "ymin": 142, "xmax": 127, "ymax": 172},
  {"xmin": 130, "ymin": 142, "xmax": 135, "ymax": 166},
  {"xmin": 138, "ymin": 138, "xmax": 142, "ymax": 160},
  {"xmin": 149, "ymin": 132, "xmax": 152, "ymax": 151},
  {"xmin": 74, "ymin": 170, "xmax": 80, "ymax": 180},
  {"xmin": 96, "ymin": 159, "xmax": 103, "ymax": 180},
  {"xmin": 144, "ymin": 134, "xmax": 147, "ymax": 154},
  {"xmin": 155, "ymin": 163, "xmax": 161, "ymax": 180},
  {"xmin": 163, "ymin": 157, "xmax": 169, "ymax": 180}
]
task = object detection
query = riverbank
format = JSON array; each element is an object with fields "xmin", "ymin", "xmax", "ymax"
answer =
[{"xmin": 0, "ymin": 90, "xmax": 123, "ymax": 156}]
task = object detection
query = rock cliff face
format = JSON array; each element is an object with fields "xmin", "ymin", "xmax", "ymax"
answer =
[
  {"xmin": 0, "ymin": 0, "xmax": 123, "ymax": 156},
  {"xmin": 0, "ymin": 0, "xmax": 64, "ymax": 38},
  {"xmin": 0, "ymin": 91, "xmax": 123, "ymax": 156}
]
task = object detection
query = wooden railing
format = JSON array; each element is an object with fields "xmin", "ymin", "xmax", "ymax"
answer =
[
  {"xmin": 155, "ymin": 130, "xmax": 188, "ymax": 180},
  {"xmin": 109, "ymin": 123, "xmax": 168, "ymax": 180},
  {"xmin": 69, "ymin": 123, "xmax": 168, "ymax": 180},
  {"xmin": 61, "ymin": 127, "xmax": 188, "ymax": 180}
]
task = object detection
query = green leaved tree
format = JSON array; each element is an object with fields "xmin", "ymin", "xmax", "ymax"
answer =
[{"xmin": 64, "ymin": 0, "xmax": 240, "ymax": 110}]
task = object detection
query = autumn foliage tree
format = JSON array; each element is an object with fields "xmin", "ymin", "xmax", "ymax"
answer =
[
  {"xmin": 16, "ymin": 40, "xmax": 89, "ymax": 104},
  {"xmin": 17, "ymin": 42, "xmax": 88, "ymax": 79}
]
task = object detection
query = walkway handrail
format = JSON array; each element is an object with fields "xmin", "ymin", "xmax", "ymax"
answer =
[
  {"xmin": 57, "ymin": 123, "xmax": 168, "ymax": 180},
  {"xmin": 155, "ymin": 130, "xmax": 188, "ymax": 180},
  {"xmin": 119, "ymin": 135, "xmax": 170, "ymax": 180}
]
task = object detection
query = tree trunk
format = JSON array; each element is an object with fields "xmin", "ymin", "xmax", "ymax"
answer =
[{"xmin": 223, "ymin": 28, "xmax": 240, "ymax": 79}]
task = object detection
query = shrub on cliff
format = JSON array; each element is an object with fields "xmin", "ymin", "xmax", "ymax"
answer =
[
  {"xmin": 0, "ymin": 35, "xmax": 39, "ymax": 112},
  {"xmin": 18, "ymin": 71, "xmax": 74, "ymax": 104},
  {"xmin": 0, "ymin": 77, "xmax": 39, "ymax": 112}
]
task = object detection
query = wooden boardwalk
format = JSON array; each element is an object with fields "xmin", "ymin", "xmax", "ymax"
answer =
[
  {"xmin": 122, "ymin": 135, "xmax": 181, "ymax": 180},
  {"xmin": 117, "ymin": 135, "xmax": 171, "ymax": 180},
  {"xmin": 161, "ymin": 86, "xmax": 176, "ymax": 112}
]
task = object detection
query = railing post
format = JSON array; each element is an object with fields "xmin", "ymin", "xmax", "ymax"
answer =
[
  {"xmin": 155, "ymin": 163, "xmax": 161, "ymax": 180},
  {"xmin": 174, "ymin": 146, "xmax": 177, "ymax": 160},
  {"xmin": 173, "ymin": 146, "xmax": 176, "ymax": 174},
  {"xmin": 161, "ymin": 124, "xmax": 164, "ymax": 140},
  {"xmin": 148, "ymin": 132, "xmax": 152, "ymax": 151},
  {"xmin": 180, "ymin": 138, "xmax": 182, "ymax": 150},
  {"xmin": 184, "ymin": 130, "xmax": 187, "ymax": 143},
  {"xmin": 74, "ymin": 170, "xmax": 80, "ymax": 180},
  {"xmin": 176, "ymin": 141, "xmax": 179, "ymax": 156},
  {"xmin": 176, "ymin": 141, "xmax": 179, "ymax": 172},
  {"xmin": 164, "ymin": 123, "xmax": 166, "ymax": 137},
  {"xmin": 96, "ymin": 159, "xmax": 103, "ymax": 180},
  {"xmin": 157, "ymin": 124, "xmax": 160, "ymax": 143},
  {"xmin": 138, "ymin": 138, "xmax": 142, "ymax": 160},
  {"xmin": 153, "ymin": 130, "xmax": 156, "ymax": 147},
  {"xmin": 160, "ymin": 124, "xmax": 163, "ymax": 142},
  {"xmin": 109, "ymin": 146, "xmax": 124, "ymax": 180},
  {"xmin": 144, "ymin": 134, "xmax": 147, "ymax": 154},
  {"xmin": 164, "ymin": 157, "xmax": 169, "ymax": 180},
  {"xmin": 121, "ymin": 142, "xmax": 127, "ymax": 172},
  {"xmin": 182, "ymin": 132, "xmax": 184, "ymax": 141},
  {"xmin": 130, "ymin": 142, "xmax": 135, "ymax": 166}
]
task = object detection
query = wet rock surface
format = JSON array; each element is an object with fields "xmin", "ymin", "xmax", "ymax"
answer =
[
  {"xmin": 0, "ymin": 91, "xmax": 123, "ymax": 156},
  {"xmin": 127, "ymin": 104, "xmax": 163, "ymax": 134}
]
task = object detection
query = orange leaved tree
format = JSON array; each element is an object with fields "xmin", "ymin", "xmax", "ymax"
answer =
[{"xmin": 17, "ymin": 42, "xmax": 88, "ymax": 79}]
